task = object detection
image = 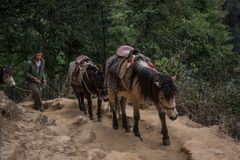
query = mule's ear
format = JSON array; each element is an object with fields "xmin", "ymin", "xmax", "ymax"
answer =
[
  {"xmin": 96, "ymin": 63, "xmax": 102, "ymax": 68},
  {"xmin": 96, "ymin": 64, "xmax": 103, "ymax": 70},
  {"xmin": 172, "ymin": 75, "xmax": 177, "ymax": 82},
  {"xmin": 154, "ymin": 82, "xmax": 160, "ymax": 87}
]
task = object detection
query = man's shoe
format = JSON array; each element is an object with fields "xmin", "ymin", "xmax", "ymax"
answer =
[
  {"xmin": 33, "ymin": 106, "xmax": 39, "ymax": 111},
  {"xmin": 39, "ymin": 106, "xmax": 44, "ymax": 112}
]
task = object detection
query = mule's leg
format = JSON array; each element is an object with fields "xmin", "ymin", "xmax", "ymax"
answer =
[
  {"xmin": 80, "ymin": 92, "xmax": 87, "ymax": 114},
  {"xmin": 159, "ymin": 110, "xmax": 170, "ymax": 145},
  {"xmin": 86, "ymin": 94, "xmax": 94, "ymax": 120},
  {"xmin": 120, "ymin": 97, "xmax": 130, "ymax": 132},
  {"xmin": 133, "ymin": 101, "xmax": 142, "ymax": 140},
  {"xmin": 108, "ymin": 89, "xmax": 119, "ymax": 130},
  {"xmin": 97, "ymin": 97, "xmax": 102, "ymax": 122},
  {"xmin": 72, "ymin": 87, "xmax": 82, "ymax": 111},
  {"xmin": 75, "ymin": 91, "xmax": 84, "ymax": 112}
]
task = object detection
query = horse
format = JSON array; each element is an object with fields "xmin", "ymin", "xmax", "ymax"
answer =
[
  {"xmin": 0, "ymin": 66, "xmax": 16, "ymax": 88},
  {"xmin": 104, "ymin": 46, "xmax": 178, "ymax": 145},
  {"xmin": 67, "ymin": 55, "xmax": 107, "ymax": 122}
]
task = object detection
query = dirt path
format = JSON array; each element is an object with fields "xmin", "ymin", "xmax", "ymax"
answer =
[
  {"xmin": 41, "ymin": 98, "xmax": 188, "ymax": 160},
  {"xmin": 1, "ymin": 96, "xmax": 240, "ymax": 160}
]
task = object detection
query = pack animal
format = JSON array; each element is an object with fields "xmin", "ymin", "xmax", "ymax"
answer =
[
  {"xmin": 67, "ymin": 55, "xmax": 107, "ymax": 121},
  {"xmin": 104, "ymin": 46, "xmax": 178, "ymax": 145}
]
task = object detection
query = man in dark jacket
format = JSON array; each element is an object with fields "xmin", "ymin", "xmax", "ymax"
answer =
[{"xmin": 25, "ymin": 47, "xmax": 46, "ymax": 112}]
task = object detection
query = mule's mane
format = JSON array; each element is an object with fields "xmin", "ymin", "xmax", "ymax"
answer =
[{"xmin": 130, "ymin": 60, "xmax": 178, "ymax": 104}]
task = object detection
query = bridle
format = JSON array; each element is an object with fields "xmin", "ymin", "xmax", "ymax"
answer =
[{"xmin": 159, "ymin": 96, "xmax": 176, "ymax": 111}]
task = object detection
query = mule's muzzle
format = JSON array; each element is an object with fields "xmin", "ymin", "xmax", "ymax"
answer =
[
  {"xmin": 169, "ymin": 114, "xmax": 178, "ymax": 121},
  {"xmin": 3, "ymin": 76, "xmax": 16, "ymax": 87},
  {"xmin": 165, "ymin": 108, "xmax": 178, "ymax": 121},
  {"xmin": 101, "ymin": 89, "xmax": 109, "ymax": 102}
]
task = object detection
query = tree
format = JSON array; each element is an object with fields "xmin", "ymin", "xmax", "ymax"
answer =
[
  {"xmin": 126, "ymin": 0, "xmax": 239, "ymax": 82},
  {"xmin": 225, "ymin": 0, "xmax": 240, "ymax": 53}
]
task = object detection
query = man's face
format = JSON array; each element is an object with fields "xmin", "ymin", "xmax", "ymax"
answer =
[{"xmin": 35, "ymin": 52, "xmax": 42, "ymax": 61}]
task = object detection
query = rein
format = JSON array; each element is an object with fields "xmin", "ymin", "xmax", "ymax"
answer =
[
  {"xmin": 75, "ymin": 63, "xmax": 94, "ymax": 95},
  {"xmin": 81, "ymin": 73, "xmax": 94, "ymax": 95},
  {"xmin": 13, "ymin": 86, "xmax": 32, "ymax": 93}
]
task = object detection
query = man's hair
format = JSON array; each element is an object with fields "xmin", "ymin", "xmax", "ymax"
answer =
[{"xmin": 35, "ymin": 47, "xmax": 43, "ymax": 54}]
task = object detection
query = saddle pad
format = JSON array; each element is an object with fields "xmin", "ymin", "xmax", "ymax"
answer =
[
  {"xmin": 116, "ymin": 45, "xmax": 134, "ymax": 57},
  {"xmin": 119, "ymin": 59, "xmax": 129, "ymax": 79},
  {"xmin": 75, "ymin": 55, "xmax": 90, "ymax": 65}
]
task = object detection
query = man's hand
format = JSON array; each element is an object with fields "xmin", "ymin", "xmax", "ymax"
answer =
[
  {"xmin": 43, "ymin": 79, "xmax": 47, "ymax": 87},
  {"xmin": 32, "ymin": 77, "xmax": 41, "ymax": 84}
]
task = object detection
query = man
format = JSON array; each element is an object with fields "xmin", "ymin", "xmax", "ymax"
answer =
[{"xmin": 25, "ymin": 47, "xmax": 46, "ymax": 112}]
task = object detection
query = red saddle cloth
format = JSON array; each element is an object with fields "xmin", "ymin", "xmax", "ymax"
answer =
[{"xmin": 116, "ymin": 45, "xmax": 134, "ymax": 57}]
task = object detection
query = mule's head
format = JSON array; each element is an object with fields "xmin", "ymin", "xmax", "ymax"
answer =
[
  {"xmin": 95, "ymin": 64, "xmax": 108, "ymax": 101},
  {"xmin": 155, "ymin": 75, "xmax": 178, "ymax": 121},
  {"xmin": 84, "ymin": 62, "xmax": 108, "ymax": 100},
  {"xmin": 0, "ymin": 66, "xmax": 16, "ymax": 87}
]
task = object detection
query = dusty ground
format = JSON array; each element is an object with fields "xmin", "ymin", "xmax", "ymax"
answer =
[{"xmin": 0, "ymin": 92, "xmax": 240, "ymax": 160}]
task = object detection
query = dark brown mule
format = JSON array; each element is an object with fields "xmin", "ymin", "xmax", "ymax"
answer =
[
  {"xmin": 67, "ymin": 55, "xmax": 107, "ymax": 122},
  {"xmin": 104, "ymin": 47, "xmax": 178, "ymax": 145}
]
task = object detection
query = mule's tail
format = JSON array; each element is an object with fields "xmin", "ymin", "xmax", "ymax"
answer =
[{"xmin": 65, "ymin": 61, "xmax": 76, "ymax": 90}]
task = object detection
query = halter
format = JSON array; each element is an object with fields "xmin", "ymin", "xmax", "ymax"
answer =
[
  {"xmin": 159, "ymin": 100, "xmax": 176, "ymax": 110},
  {"xmin": 159, "ymin": 95, "xmax": 176, "ymax": 111}
]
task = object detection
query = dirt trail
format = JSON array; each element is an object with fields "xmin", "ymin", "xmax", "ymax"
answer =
[{"xmin": 1, "ymin": 94, "xmax": 240, "ymax": 160}]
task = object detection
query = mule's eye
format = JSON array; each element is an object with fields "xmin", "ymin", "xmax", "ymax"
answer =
[{"xmin": 160, "ymin": 97, "xmax": 165, "ymax": 100}]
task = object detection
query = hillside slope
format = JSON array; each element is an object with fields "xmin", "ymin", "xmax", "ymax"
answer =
[{"xmin": 0, "ymin": 92, "xmax": 239, "ymax": 160}]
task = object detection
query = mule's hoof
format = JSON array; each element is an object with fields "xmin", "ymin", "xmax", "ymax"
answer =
[
  {"xmin": 113, "ymin": 125, "xmax": 119, "ymax": 130},
  {"xmin": 123, "ymin": 125, "xmax": 131, "ymax": 132},
  {"xmin": 163, "ymin": 138, "xmax": 171, "ymax": 146},
  {"xmin": 124, "ymin": 128, "xmax": 131, "ymax": 132},
  {"xmin": 134, "ymin": 133, "xmax": 143, "ymax": 141},
  {"xmin": 79, "ymin": 107, "xmax": 85, "ymax": 112},
  {"xmin": 97, "ymin": 117, "xmax": 102, "ymax": 122}
]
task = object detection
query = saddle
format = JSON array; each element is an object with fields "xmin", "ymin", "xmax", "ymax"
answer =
[
  {"xmin": 116, "ymin": 45, "xmax": 134, "ymax": 58},
  {"xmin": 106, "ymin": 45, "xmax": 154, "ymax": 91},
  {"xmin": 70, "ymin": 55, "xmax": 91, "ymax": 87}
]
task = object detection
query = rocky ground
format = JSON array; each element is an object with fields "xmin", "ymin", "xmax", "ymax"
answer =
[{"xmin": 0, "ymin": 91, "xmax": 240, "ymax": 160}]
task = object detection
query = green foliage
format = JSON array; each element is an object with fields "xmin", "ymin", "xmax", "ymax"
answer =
[
  {"xmin": 225, "ymin": 0, "xmax": 240, "ymax": 53},
  {"xmin": 126, "ymin": 0, "xmax": 239, "ymax": 82}
]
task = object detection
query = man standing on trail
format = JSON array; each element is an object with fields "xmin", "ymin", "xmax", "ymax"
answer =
[{"xmin": 25, "ymin": 47, "xmax": 46, "ymax": 112}]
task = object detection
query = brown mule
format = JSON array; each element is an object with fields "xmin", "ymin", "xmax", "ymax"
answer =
[
  {"xmin": 67, "ymin": 55, "xmax": 107, "ymax": 122},
  {"xmin": 104, "ymin": 48, "xmax": 178, "ymax": 145}
]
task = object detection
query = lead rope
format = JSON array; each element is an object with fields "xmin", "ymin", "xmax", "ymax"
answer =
[
  {"xmin": 82, "ymin": 77, "xmax": 94, "ymax": 95},
  {"xmin": 81, "ymin": 68, "xmax": 94, "ymax": 95},
  {"xmin": 13, "ymin": 86, "xmax": 32, "ymax": 93}
]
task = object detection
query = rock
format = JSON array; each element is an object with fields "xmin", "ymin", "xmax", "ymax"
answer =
[
  {"xmin": 72, "ymin": 116, "xmax": 88, "ymax": 126},
  {"xmin": 208, "ymin": 148, "xmax": 225, "ymax": 156},
  {"xmin": 87, "ymin": 149, "xmax": 107, "ymax": 160},
  {"xmin": 86, "ymin": 131, "xmax": 96, "ymax": 143}
]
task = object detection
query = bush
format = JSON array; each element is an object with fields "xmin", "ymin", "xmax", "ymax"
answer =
[{"xmin": 155, "ymin": 56, "xmax": 240, "ymax": 140}]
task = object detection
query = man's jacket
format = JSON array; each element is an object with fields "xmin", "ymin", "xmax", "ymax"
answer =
[{"xmin": 25, "ymin": 58, "xmax": 46, "ymax": 82}]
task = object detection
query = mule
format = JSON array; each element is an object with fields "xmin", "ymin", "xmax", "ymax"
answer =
[
  {"xmin": 0, "ymin": 66, "xmax": 16, "ymax": 88},
  {"xmin": 105, "ymin": 48, "xmax": 178, "ymax": 145},
  {"xmin": 67, "ymin": 55, "xmax": 107, "ymax": 122}
]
